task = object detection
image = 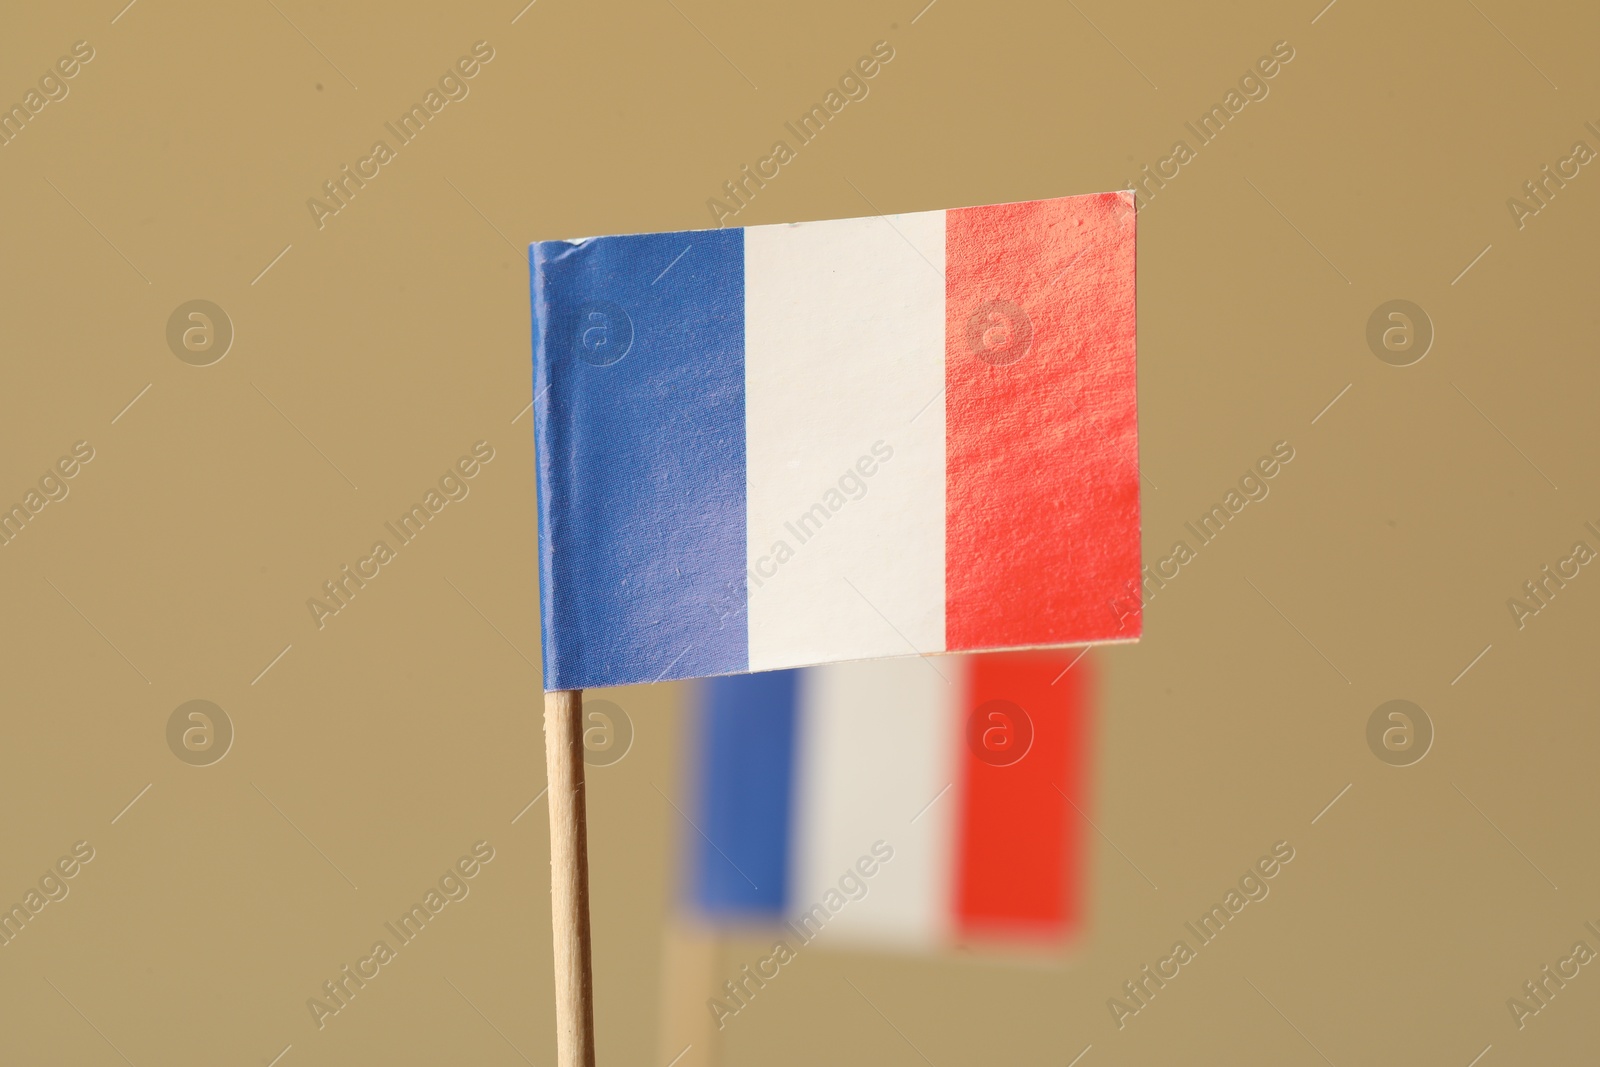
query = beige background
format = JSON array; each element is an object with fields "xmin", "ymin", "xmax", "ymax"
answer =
[{"xmin": 3, "ymin": 0, "xmax": 1598, "ymax": 1064}]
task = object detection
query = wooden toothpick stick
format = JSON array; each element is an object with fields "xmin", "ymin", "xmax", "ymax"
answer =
[{"xmin": 544, "ymin": 689, "xmax": 597, "ymax": 1067}]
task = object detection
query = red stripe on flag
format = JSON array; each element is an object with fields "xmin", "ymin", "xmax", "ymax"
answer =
[
  {"xmin": 952, "ymin": 650, "xmax": 1091, "ymax": 942},
  {"xmin": 944, "ymin": 194, "xmax": 1140, "ymax": 650}
]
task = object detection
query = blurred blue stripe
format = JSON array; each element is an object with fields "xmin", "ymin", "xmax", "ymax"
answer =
[{"xmin": 690, "ymin": 670, "xmax": 799, "ymax": 918}]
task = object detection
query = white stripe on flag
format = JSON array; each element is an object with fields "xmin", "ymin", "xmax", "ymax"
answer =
[
  {"xmin": 744, "ymin": 212, "xmax": 947, "ymax": 672},
  {"xmin": 789, "ymin": 658, "xmax": 957, "ymax": 946}
]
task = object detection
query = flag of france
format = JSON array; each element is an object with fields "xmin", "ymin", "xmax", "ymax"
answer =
[
  {"xmin": 684, "ymin": 650, "xmax": 1094, "ymax": 948},
  {"xmin": 531, "ymin": 192, "xmax": 1138, "ymax": 691}
]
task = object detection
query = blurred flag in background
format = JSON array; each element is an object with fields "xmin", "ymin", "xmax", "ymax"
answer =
[{"xmin": 682, "ymin": 649, "xmax": 1095, "ymax": 950}]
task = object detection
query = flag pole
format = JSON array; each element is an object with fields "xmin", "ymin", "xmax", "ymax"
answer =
[
  {"xmin": 544, "ymin": 688, "xmax": 597, "ymax": 1067},
  {"xmin": 657, "ymin": 919, "xmax": 722, "ymax": 1067}
]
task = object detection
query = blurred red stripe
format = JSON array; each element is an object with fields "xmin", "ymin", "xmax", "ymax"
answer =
[{"xmin": 953, "ymin": 649, "xmax": 1091, "ymax": 942}]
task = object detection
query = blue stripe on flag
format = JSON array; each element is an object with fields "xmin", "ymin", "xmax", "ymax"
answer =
[
  {"xmin": 690, "ymin": 670, "xmax": 799, "ymax": 918},
  {"xmin": 531, "ymin": 229, "xmax": 747, "ymax": 690}
]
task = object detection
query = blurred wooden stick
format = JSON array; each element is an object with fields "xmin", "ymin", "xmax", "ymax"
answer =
[{"xmin": 658, "ymin": 920, "xmax": 722, "ymax": 1067}]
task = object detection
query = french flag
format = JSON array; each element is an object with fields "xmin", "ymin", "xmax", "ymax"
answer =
[
  {"xmin": 684, "ymin": 650, "xmax": 1094, "ymax": 947},
  {"xmin": 531, "ymin": 192, "xmax": 1138, "ymax": 692}
]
